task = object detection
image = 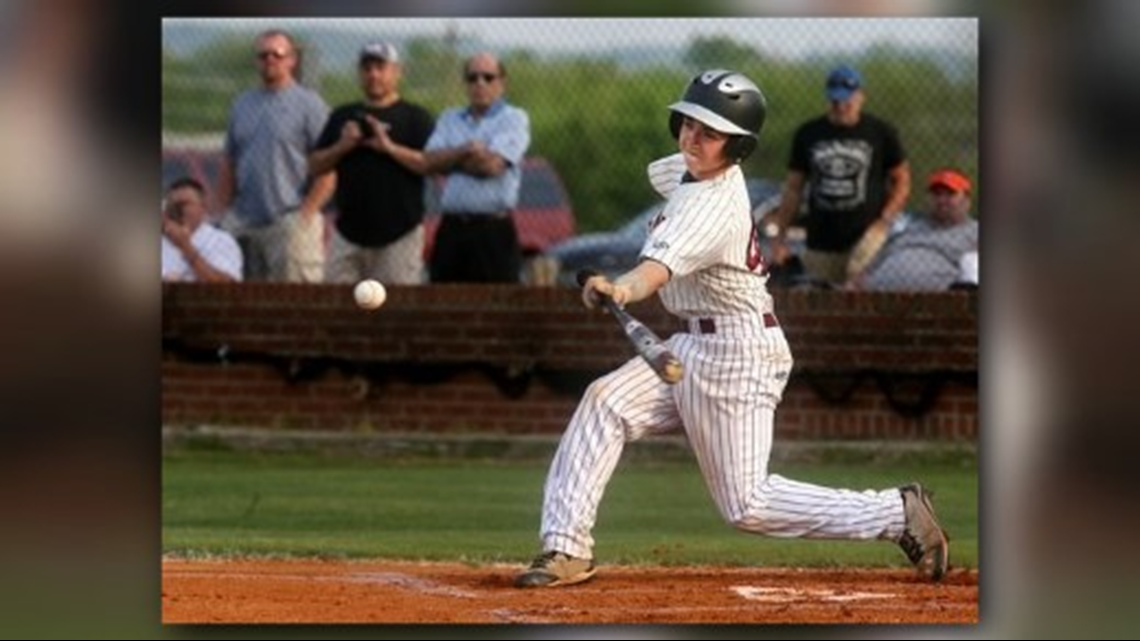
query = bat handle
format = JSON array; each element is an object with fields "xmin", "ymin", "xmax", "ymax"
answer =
[{"xmin": 576, "ymin": 268, "xmax": 616, "ymax": 311}]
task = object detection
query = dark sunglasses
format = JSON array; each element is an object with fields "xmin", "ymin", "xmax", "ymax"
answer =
[
  {"xmin": 256, "ymin": 49, "xmax": 289, "ymax": 61},
  {"xmin": 465, "ymin": 71, "xmax": 498, "ymax": 84}
]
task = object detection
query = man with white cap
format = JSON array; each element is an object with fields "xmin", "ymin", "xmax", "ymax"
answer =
[{"xmin": 309, "ymin": 42, "xmax": 435, "ymax": 284}]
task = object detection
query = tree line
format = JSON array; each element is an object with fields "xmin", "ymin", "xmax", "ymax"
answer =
[{"xmin": 163, "ymin": 35, "xmax": 977, "ymax": 232}]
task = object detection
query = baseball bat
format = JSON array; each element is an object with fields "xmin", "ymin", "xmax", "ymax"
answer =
[{"xmin": 577, "ymin": 269, "xmax": 684, "ymax": 384}]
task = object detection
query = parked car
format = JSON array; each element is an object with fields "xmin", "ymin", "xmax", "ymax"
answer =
[
  {"xmin": 422, "ymin": 156, "xmax": 576, "ymax": 261},
  {"xmin": 162, "ymin": 136, "xmax": 224, "ymax": 214},
  {"xmin": 542, "ymin": 178, "xmax": 802, "ymax": 286}
]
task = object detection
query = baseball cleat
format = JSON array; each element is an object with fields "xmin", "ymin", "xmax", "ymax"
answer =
[
  {"xmin": 514, "ymin": 551, "xmax": 597, "ymax": 588},
  {"xmin": 898, "ymin": 483, "xmax": 950, "ymax": 581}
]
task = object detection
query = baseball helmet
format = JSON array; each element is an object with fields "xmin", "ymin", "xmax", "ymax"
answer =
[{"xmin": 668, "ymin": 69, "xmax": 767, "ymax": 161}]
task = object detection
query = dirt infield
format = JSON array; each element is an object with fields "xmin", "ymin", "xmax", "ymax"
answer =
[{"xmin": 162, "ymin": 558, "xmax": 977, "ymax": 624}]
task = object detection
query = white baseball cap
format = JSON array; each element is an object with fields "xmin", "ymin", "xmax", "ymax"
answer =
[{"xmin": 359, "ymin": 42, "xmax": 399, "ymax": 64}]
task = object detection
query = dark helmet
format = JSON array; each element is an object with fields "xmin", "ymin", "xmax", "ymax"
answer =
[{"xmin": 668, "ymin": 69, "xmax": 767, "ymax": 161}]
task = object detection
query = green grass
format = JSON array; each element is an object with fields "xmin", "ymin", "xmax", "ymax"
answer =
[{"xmin": 163, "ymin": 449, "xmax": 977, "ymax": 569}]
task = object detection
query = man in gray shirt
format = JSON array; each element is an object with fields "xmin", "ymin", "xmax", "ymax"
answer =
[
  {"xmin": 215, "ymin": 29, "xmax": 336, "ymax": 282},
  {"xmin": 855, "ymin": 168, "xmax": 978, "ymax": 291}
]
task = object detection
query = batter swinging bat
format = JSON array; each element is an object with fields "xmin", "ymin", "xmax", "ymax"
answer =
[{"xmin": 577, "ymin": 269, "xmax": 684, "ymax": 384}]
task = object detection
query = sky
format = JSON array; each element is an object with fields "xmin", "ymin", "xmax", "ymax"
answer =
[{"xmin": 164, "ymin": 17, "xmax": 977, "ymax": 60}]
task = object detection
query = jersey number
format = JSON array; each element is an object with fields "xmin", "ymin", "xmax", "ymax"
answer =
[{"xmin": 746, "ymin": 223, "xmax": 767, "ymax": 273}]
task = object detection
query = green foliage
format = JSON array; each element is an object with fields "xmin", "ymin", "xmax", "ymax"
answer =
[
  {"xmin": 162, "ymin": 35, "xmax": 976, "ymax": 233},
  {"xmin": 163, "ymin": 450, "xmax": 977, "ymax": 569},
  {"xmin": 683, "ymin": 35, "xmax": 760, "ymax": 70}
]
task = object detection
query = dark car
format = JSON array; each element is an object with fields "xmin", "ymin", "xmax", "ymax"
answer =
[
  {"xmin": 543, "ymin": 177, "xmax": 802, "ymax": 286},
  {"xmin": 422, "ymin": 156, "xmax": 576, "ymax": 261}
]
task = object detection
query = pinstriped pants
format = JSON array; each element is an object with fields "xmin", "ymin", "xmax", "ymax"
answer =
[{"xmin": 539, "ymin": 317, "xmax": 907, "ymax": 560}]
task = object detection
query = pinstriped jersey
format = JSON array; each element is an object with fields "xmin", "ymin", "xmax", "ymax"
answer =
[{"xmin": 640, "ymin": 154, "xmax": 773, "ymax": 319}]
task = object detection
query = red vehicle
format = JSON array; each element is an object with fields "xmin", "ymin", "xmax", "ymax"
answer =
[
  {"xmin": 421, "ymin": 156, "xmax": 577, "ymax": 260},
  {"xmin": 161, "ymin": 144, "xmax": 577, "ymax": 272},
  {"xmin": 162, "ymin": 136, "xmax": 224, "ymax": 209}
]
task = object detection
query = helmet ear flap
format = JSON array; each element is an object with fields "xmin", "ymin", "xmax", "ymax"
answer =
[
  {"xmin": 725, "ymin": 135, "xmax": 758, "ymax": 162},
  {"xmin": 668, "ymin": 111, "xmax": 684, "ymax": 139}
]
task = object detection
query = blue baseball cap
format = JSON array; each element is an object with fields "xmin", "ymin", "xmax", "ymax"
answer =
[{"xmin": 826, "ymin": 65, "xmax": 862, "ymax": 102}]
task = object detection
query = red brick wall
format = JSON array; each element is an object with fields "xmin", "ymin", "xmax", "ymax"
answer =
[{"xmin": 162, "ymin": 283, "xmax": 977, "ymax": 439}]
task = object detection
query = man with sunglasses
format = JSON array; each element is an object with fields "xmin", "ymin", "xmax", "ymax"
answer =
[
  {"xmin": 421, "ymin": 52, "xmax": 531, "ymax": 283},
  {"xmin": 766, "ymin": 64, "xmax": 911, "ymax": 286},
  {"xmin": 216, "ymin": 29, "xmax": 336, "ymax": 283}
]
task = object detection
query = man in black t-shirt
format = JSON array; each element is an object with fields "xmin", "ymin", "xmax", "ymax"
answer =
[
  {"xmin": 766, "ymin": 65, "xmax": 911, "ymax": 285},
  {"xmin": 309, "ymin": 42, "xmax": 435, "ymax": 284}
]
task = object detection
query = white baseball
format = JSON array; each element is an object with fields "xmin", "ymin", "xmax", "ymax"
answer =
[{"xmin": 353, "ymin": 279, "xmax": 387, "ymax": 310}]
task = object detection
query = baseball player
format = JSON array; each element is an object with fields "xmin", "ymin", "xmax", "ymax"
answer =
[{"xmin": 516, "ymin": 70, "xmax": 949, "ymax": 588}]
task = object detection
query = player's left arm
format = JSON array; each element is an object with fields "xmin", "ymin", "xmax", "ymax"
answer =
[{"xmin": 583, "ymin": 259, "xmax": 670, "ymax": 309}]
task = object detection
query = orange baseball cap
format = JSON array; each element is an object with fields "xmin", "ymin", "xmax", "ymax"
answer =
[{"xmin": 928, "ymin": 169, "xmax": 971, "ymax": 193}]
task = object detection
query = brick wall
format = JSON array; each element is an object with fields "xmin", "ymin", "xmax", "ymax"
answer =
[{"xmin": 162, "ymin": 283, "xmax": 977, "ymax": 440}]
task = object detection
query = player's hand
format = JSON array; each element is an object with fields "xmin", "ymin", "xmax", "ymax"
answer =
[
  {"xmin": 581, "ymin": 275, "xmax": 607, "ymax": 309},
  {"xmin": 582, "ymin": 276, "xmax": 631, "ymax": 309}
]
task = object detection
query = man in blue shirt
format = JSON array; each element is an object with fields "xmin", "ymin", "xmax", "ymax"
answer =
[{"xmin": 422, "ymin": 52, "xmax": 531, "ymax": 283}]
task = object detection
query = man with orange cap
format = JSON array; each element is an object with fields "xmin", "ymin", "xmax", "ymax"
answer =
[{"xmin": 854, "ymin": 168, "xmax": 978, "ymax": 291}]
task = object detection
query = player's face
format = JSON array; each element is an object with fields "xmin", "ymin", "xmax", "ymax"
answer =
[{"xmin": 678, "ymin": 117, "xmax": 732, "ymax": 179}]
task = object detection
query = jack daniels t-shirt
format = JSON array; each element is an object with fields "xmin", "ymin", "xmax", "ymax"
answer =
[{"xmin": 788, "ymin": 113, "xmax": 906, "ymax": 252}]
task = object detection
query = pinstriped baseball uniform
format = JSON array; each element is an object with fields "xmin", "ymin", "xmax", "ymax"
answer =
[{"xmin": 538, "ymin": 154, "xmax": 907, "ymax": 561}]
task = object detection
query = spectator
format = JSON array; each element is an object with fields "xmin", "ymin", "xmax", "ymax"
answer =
[
  {"xmin": 215, "ymin": 29, "xmax": 336, "ymax": 282},
  {"xmin": 767, "ymin": 64, "xmax": 911, "ymax": 285},
  {"xmin": 162, "ymin": 177, "xmax": 242, "ymax": 282},
  {"xmin": 854, "ymin": 168, "xmax": 979, "ymax": 291},
  {"xmin": 309, "ymin": 42, "xmax": 435, "ymax": 285},
  {"xmin": 422, "ymin": 52, "xmax": 531, "ymax": 283}
]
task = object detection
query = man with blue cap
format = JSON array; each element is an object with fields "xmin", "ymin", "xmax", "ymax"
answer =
[{"xmin": 766, "ymin": 64, "xmax": 911, "ymax": 285}]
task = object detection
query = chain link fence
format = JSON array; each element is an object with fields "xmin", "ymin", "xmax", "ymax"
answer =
[{"xmin": 162, "ymin": 18, "xmax": 977, "ymax": 289}]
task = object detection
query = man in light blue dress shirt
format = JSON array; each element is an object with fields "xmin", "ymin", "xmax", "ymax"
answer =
[{"xmin": 423, "ymin": 52, "xmax": 531, "ymax": 282}]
